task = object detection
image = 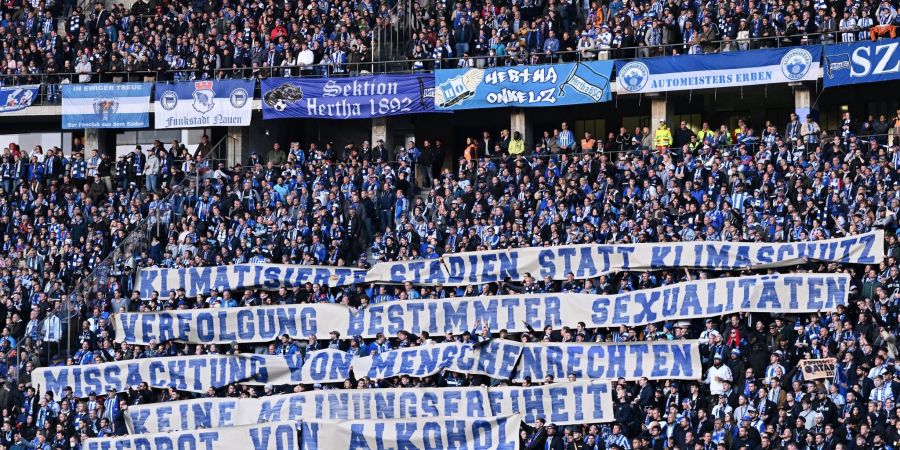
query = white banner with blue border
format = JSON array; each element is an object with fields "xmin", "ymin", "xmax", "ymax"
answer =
[
  {"xmin": 615, "ymin": 46, "xmax": 822, "ymax": 94},
  {"xmin": 86, "ymin": 421, "xmax": 299, "ymax": 450},
  {"xmin": 62, "ymin": 83, "xmax": 151, "ymax": 129},
  {"xmin": 154, "ymin": 79, "xmax": 255, "ymax": 129}
]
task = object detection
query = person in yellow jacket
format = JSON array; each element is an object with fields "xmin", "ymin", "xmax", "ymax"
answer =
[
  {"xmin": 508, "ymin": 131, "xmax": 525, "ymax": 156},
  {"xmin": 697, "ymin": 121, "xmax": 715, "ymax": 145},
  {"xmin": 733, "ymin": 118, "xmax": 747, "ymax": 143},
  {"xmin": 655, "ymin": 120, "xmax": 673, "ymax": 150}
]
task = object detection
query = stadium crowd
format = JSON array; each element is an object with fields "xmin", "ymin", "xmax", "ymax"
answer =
[
  {"xmin": 0, "ymin": 0, "xmax": 899, "ymax": 89},
  {"xmin": 0, "ymin": 105, "xmax": 894, "ymax": 450}
]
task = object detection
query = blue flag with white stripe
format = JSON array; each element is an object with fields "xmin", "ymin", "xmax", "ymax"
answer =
[
  {"xmin": 0, "ymin": 85, "xmax": 39, "ymax": 113},
  {"xmin": 62, "ymin": 83, "xmax": 151, "ymax": 129}
]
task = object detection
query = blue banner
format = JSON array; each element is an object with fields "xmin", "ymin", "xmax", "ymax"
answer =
[
  {"xmin": 154, "ymin": 79, "xmax": 254, "ymax": 129},
  {"xmin": 61, "ymin": 83, "xmax": 151, "ymax": 129},
  {"xmin": 615, "ymin": 46, "xmax": 822, "ymax": 94},
  {"xmin": 434, "ymin": 61, "xmax": 613, "ymax": 110},
  {"xmin": 0, "ymin": 85, "xmax": 39, "ymax": 113},
  {"xmin": 824, "ymin": 38, "xmax": 900, "ymax": 87},
  {"xmin": 261, "ymin": 74, "xmax": 436, "ymax": 120}
]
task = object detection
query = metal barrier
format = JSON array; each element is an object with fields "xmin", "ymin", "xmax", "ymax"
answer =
[{"xmin": 0, "ymin": 30, "xmax": 888, "ymax": 107}]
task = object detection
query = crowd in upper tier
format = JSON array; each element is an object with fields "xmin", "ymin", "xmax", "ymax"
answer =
[{"xmin": 0, "ymin": 0, "xmax": 898, "ymax": 92}]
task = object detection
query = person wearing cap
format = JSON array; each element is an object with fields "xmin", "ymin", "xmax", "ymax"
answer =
[
  {"xmin": 101, "ymin": 387, "xmax": 118, "ymax": 422},
  {"xmin": 706, "ymin": 353, "xmax": 732, "ymax": 396},
  {"xmin": 328, "ymin": 331, "xmax": 343, "ymax": 350},
  {"xmin": 800, "ymin": 114, "xmax": 821, "ymax": 145},
  {"xmin": 814, "ymin": 388, "xmax": 838, "ymax": 423},
  {"xmin": 577, "ymin": 32, "xmax": 596, "ymax": 59},
  {"xmin": 698, "ymin": 318, "xmax": 717, "ymax": 346},
  {"xmin": 537, "ymin": 423, "xmax": 564, "ymax": 450},
  {"xmin": 764, "ymin": 351, "xmax": 786, "ymax": 384},
  {"xmin": 727, "ymin": 348, "xmax": 745, "ymax": 383}
]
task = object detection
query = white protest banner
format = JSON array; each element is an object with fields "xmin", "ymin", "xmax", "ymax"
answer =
[
  {"xmin": 488, "ymin": 380, "xmax": 615, "ymax": 425},
  {"xmin": 135, "ymin": 264, "xmax": 368, "ymax": 299},
  {"xmin": 347, "ymin": 274, "xmax": 849, "ymax": 337},
  {"xmin": 33, "ymin": 351, "xmax": 351, "ymax": 398},
  {"xmin": 366, "ymin": 230, "xmax": 882, "ymax": 285},
  {"xmin": 299, "ymin": 415, "xmax": 520, "ymax": 450},
  {"xmin": 296, "ymin": 349, "xmax": 353, "ymax": 383},
  {"xmin": 513, "ymin": 341, "xmax": 701, "ymax": 382},
  {"xmin": 800, "ymin": 358, "xmax": 837, "ymax": 381},
  {"xmin": 116, "ymin": 274, "xmax": 850, "ymax": 344},
  {"xmin": 114, "ymin": 304, "xmax": 350, "ymax": 345},
  {"xmin": 86, "ymin": 421, "xmax": 298, "ymax": 450},
  {"xmin": 352, "ymin": 340, "xmax": 524, "ymax": 380},
  {"xmin": 126, "ymin": 387, "xmax": 492, "ymax": 434}
]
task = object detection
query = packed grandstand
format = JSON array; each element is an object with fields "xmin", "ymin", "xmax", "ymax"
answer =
[{"xmin": 1, "ymin": 0, "xmax": 900, "ymax": 448}]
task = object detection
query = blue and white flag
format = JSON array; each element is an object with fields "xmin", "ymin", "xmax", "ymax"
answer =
[
  {"xmin": 155, "ymin": 79, "xmax": 254, "ymax": 129},
  {"xmin": 823, "ymin": 38, "xmax": 900, "ymax": 87},
  {"xmin": 616, "ymin": 46, "xmax": 822, "ymax": 94},
  {"xmin": 261, "ymin": 74, "xmax": 436, "ymax": 119},
  {"xmin": 435, "ymin": 61, "xmax": 613, "ymax": 110},
  {"xmin": 0, "ymin": 85, "xmax": 39, "ymax": 113},
  {"xmin": 62, "ymin": 83, "xmax": 151, "ymax": 129}
]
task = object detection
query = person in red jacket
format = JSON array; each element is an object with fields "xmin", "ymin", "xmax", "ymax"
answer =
[{"xmin": 270, "ymin": 19, "xmax": 287, "ymax": 41}]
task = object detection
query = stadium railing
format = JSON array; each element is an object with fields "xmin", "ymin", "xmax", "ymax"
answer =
[{"xmin": 0, "ymin": 29, "xmax": 877, "ymax": 105}]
